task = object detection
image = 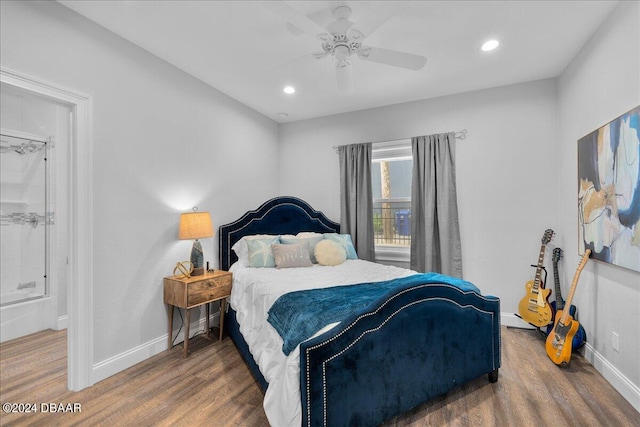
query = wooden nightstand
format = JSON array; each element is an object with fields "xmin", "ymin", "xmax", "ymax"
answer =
[{"xmin": 163, "ymin": 270, "xmax": 232, "ymax": 357}]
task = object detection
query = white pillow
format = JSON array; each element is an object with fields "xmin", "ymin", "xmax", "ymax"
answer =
[
  {"xmin": 323, "ymin": 233, "xmax": 358, "ymax": 259},
  {"xmin": 297, "ymin": 232, "xmax": 323, "ymax": 238},
  {"xmin": 231, "ymin": 235, "xmax": 279, "ymax": 267},
  {"xmin": 315, "ymin": 239, "xmax": 347, "ymax": 266}
]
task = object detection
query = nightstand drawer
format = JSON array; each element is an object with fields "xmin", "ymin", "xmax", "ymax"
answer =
[{"xmin": 188, "ymin": 279, "xmax": 231, "ymax": 306}]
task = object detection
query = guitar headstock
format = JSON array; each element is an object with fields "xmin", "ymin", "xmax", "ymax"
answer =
[
  {"xmin": 542, "ymin": 229, "xmax": 555, "ymax": 245},
  {"xmin": 553, "ymin": 247, "xmax": 563, "ymax": 263}
]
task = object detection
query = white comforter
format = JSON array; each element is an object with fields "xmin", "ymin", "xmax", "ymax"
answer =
[{"xmin": 229, "ymin": 259, "xmax": 415, "ymax": 427}]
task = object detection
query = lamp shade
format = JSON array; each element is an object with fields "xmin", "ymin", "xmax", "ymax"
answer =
[{"xmin": 178, "ymin": 211, "xmax": 214, "ymax": 240}]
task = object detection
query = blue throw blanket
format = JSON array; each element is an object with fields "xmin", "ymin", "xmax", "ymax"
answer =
[{"xmin": 267, "ymin": 272, "xmax": 480, "ymax": 355}]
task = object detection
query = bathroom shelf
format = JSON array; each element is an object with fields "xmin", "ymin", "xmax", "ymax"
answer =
[{"xmin": 1, "ymin": 128, "xmax": 50, "ymax": 155}]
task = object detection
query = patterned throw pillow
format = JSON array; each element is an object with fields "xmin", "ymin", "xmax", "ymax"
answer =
[
  {"xmin": 280, "ymin": 235, "xmax": 324, "ymax": 263},
  {"xmin": 246, "ymin": 236, "xmax": 280, "ymax": 268},
  {"xmin": 232, "ymin": 234, "xmax": 279, "ymax": 267},
  {"xmin": 323, "ymin": 233, "xmax": 358, "ymax": 259},
  {"xmin": 271, "ymin": 243, "xmax": 313, "ymax": 269}
]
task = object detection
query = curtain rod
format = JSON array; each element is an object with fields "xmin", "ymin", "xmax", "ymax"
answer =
[{"xmin": 332, "ymin": 129, "xmax": 467, "ymax": 151}]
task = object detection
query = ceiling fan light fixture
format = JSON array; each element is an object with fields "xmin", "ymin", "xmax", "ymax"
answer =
[
  {"xmin": 334, "ymin": 45, "xmax": 350, "ymax": 64},
  {"xmin": 481, "ymin": 39, "xmax": 500, "ymax": 52}
]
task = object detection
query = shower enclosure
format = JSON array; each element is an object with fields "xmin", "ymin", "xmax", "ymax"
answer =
[
  {"xmin": 0, "ymin": 130, "xmax": 52, "ymax": 305},
  {"xmin": 0, "ymin": 80, "xmax": 68, "ymax": 343}
]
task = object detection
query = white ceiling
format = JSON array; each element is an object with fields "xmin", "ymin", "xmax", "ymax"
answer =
[{"xmin": 58, "ymin": 1, "xmax": 618, "ymax": 123}]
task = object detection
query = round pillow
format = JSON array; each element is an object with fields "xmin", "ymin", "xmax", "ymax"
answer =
[{"xmin": 314, "ymin": 239, "xmax": 347, "ymax": 266}]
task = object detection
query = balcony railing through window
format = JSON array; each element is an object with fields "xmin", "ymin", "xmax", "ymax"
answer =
[{"xmin": 373, "ymin": 198, "xmax": 411, "ymax": 247}]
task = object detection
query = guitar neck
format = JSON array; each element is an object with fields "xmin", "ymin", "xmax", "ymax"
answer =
[
  {"xmin": 533, "ymin": 244, "xmax": 547, "ymax": 291},
  {"xmin": 559, "ymin": 250, "xmax": 591, "ymax": 324},
  {"xmin": 552, "ymin": 258, "xmax": 564, "ymax": 309}
]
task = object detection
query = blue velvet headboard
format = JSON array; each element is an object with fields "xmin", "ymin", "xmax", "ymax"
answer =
[{"xmin": 218, "ymin": 196, "xmax": 340, "ymax": 271}]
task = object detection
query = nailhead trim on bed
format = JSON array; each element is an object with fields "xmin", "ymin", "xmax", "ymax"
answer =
[
  {"xmin": 219, "ymin": 197, "xmax": 340, "ymax": 271},
  {"xmin": 303, "ymin": 283, "xmax": 500, "ymax": 427}
]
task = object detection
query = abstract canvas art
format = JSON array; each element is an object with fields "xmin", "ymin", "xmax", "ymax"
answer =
[{"xmin": 578, "ymin": 106, "xmax": 640, "ymax": 272}]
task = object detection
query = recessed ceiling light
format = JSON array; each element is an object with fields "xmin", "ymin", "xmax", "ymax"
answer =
[
  {"xmin": 481, "ymin": 40, "xmax": 500, "ymax": 52},
  {"xmin": 277, "ymin": 113, "xmax": 289, "ymax": 118},
  {"xmin": 283, "ymin": 86, "xmax": 295, "ymax": 94}
]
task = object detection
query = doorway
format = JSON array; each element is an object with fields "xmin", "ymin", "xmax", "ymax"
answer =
[
  {"xmin": 1, "ymin": 67, "xmax": 93, "ymax": 391},
  {"xmin": 1, "ymin": 84, "xmax": 68, "ymax": 342}
]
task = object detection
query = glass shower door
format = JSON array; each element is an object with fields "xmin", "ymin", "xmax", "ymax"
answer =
[{"xmin": 0, "ymin": 131, "xmax": 50, "ymax": 306}]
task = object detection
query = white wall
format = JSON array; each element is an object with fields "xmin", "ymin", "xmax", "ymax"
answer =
[
  {"xmin": 280, "ymin": 79, "xmax": 560, "ymax": 325},
  {"xmin": 557, "ymin": 0, "xmax": 640, "ymax": 408},
  {"xmin": 1, "ymin": 0, "xmax": 279, "ymax": 371}
]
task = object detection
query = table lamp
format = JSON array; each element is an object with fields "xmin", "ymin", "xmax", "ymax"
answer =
[{"xmin": 178, "ymin": 207, "xmax": 213, "ymax": 276}]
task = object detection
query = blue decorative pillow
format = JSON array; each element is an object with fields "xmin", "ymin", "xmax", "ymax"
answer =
[
  {"xmin": 232, "ymin": 234, "xmax": 279, "ymax": 267},
  {"xmin": 280, "ymin": 235, "xmax": 324, "ymax": 263},
  {"xmin": 323, "ymin": 233, "xmax": 358, "ymax": 259},
  {"xmin": 246, "ymin": 236, "xmax": 280, "ymax": 268}
]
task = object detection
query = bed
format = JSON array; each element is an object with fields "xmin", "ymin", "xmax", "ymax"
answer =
[{"xmin": 219, "ymin": 196, "xmax": 501, "ymax": 426}]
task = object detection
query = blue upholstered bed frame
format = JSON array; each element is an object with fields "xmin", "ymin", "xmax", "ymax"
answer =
[{"xmin": 219, "ymin": 196, "xmax": 501, "ymax": 426}]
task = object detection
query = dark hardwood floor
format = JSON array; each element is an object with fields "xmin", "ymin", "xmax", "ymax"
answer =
[{"xmin": 1, "ymin": 326, "xmax": 638, "ymax": 426}]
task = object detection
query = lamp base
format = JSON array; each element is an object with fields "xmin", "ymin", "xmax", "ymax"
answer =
[{"xmin": 190, "ymin": 239, "xmax": 205, "ymax": 276}]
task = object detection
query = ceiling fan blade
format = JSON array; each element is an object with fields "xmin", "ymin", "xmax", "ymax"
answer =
[
  {"xmin": 285, "ymin": 22, "xmax": 304, "ymax": 36},
  {"xmin": 336, "ymin": 64, "xmax": 354, "ymax": 94},
  {"xmin": 262, "ymin": 1, "xmax": 327, "ymax": 37},
  {"xmin": 358, "ymin": 46, "xmax": 427, "ymax": 71},
  {"xmin": 350, "ymin": 2, "xmax": 403, "ymax": 40},
  {"xmin": 307, "ymin": 2, "xmax": 348, "ymax": 28}
]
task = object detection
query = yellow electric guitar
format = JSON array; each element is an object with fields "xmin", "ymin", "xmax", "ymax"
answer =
[
  {"xmin": 545, "ymin": 249, "xmax": 591, "ymax": 366},
  {"xmin": 517, "ymin": 229, "xmax": 554, "ymax": 327}
]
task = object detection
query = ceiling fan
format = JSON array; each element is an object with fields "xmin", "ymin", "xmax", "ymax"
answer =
[{"xmin": 263, "ymin": 1, "xmax": 427, "ymax": 93}]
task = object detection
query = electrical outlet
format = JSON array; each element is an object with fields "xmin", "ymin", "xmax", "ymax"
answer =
[{"xmin": 612, "ymin": 332, "xmax": 620, "ymax": 352}]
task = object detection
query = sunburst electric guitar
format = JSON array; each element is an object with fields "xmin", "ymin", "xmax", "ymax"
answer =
[
  {"xmin": 546, "ymin": 248, "xmax": 586, "ymax": 349},
  {"xmin": 545, "ymin": 249, "xmax": 591, "ymax": 366},
  {"xmin": 518, "ymin": 229, "xmax": 555, "ymax": 327}
]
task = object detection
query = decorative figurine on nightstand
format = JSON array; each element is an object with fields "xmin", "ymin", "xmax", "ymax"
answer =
[
  {"xmin": 173, "ymin": 261, "xmax": 194, "ymax": 279},
  {"xmin": 178, "ymin": 207, "xmax": 214, "ymax": 276}
]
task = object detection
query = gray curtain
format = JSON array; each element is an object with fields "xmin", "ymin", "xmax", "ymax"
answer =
[
  {"xmin": 410, "ymin": 133, "xmax": 463, "ymax": 277},
  {"xmin": 338, "ymin": 143, "xmax": 375, "ymax": 261}
]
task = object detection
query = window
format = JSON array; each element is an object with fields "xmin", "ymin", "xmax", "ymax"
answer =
[{"xmin": 371, "ymin": 140, "xmax": 412, "ymax": 260}]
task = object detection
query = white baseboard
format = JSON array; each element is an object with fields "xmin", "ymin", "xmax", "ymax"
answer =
[
  {"xmin": 500, "ymin": 312, "xmax": 536, "ymax": 329},
  {"xmin": 580, "ymin": 342, "xmax": 640, "ymax": 412},
  {"xmin": 57, "ymin": 315, "xmax": 68, "ymax": 330},
  {"xmin": 92, "ymin": 312, "xmax": 220, "ymax": 384}
]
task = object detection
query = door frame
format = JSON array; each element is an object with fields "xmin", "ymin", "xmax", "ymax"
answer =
[{"xmin": 1, "ymin": 67, "xmax": 94, "ymax": 391}]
